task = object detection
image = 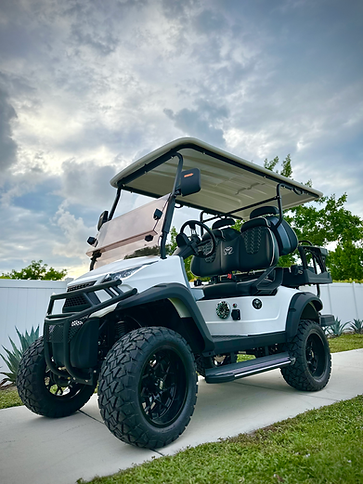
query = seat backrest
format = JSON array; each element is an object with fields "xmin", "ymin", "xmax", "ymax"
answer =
[
  {"xmin": 239, "ymin": 217, "xmax": 279, "ymax": 270},
  {"xmin": 249, "ymin": 206, "xmax": 298, "ymax": 256},
  {"xmin": 190, "ymin": 218, "xmax": 279, "ymax": 277},
  {"xmin": 190, "ymin": 227, "xmax": 239, "ymax": 277},
  {"xmin": 211, "ymin": 217, "xmax": 235, "ymax": 230}
]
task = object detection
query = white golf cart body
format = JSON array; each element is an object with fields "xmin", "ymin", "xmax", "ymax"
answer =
[
  {"xmin": 69, "ymin": 137, "xmax": 329, "ymax": 341},
  {"xmin": 19, "ymin": 137, "xmax": 334, "ymax": 450}
]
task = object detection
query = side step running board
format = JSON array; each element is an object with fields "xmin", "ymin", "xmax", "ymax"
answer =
[{"xmin": 205, "ymin": 352, "xmax": 294, "ymax": 384}]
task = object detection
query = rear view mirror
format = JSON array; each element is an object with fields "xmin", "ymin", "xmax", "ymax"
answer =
[
  {"xmin": 97, "ymin": 211, "xmax": 109, "ymax": 231},
  {"xmin": 180, "ymin": 168, "xmax": 201, "ymax": 196}
]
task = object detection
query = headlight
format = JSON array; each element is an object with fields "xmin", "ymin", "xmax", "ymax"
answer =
[{"xmin": 105, "ymin": 265, "xmax": 144, "ymax": 282}]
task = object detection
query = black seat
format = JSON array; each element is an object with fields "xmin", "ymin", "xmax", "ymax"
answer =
[
  {"xmin": 191, "ymin": 217, "xmax": 281, "ymax": 298},
  {"xmin": 190, "ymin": 207, "xmax": 299, "ymax": 299},
  {"xmin": 249, "ymin": 206, "xmax": 298, "ymax": 255},
  {"xmin": 211, "ymin": 217, "xmax": 235, "ymax": 230}
]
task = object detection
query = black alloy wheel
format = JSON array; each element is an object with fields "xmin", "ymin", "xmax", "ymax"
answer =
[
  {"xmin": 140, "ymin": 347, "xmax": 187, "ymax": 426},
  {"xmin": 98, "ymin": 326, "xmax": 198, "ymax": 448},
  {"xmin": 305, "ymin": 332, "xmax": 326, "ymax": 377},
  {"xmin": 281, "ymin": 319, "xmax": 331, "ymax": 391}
]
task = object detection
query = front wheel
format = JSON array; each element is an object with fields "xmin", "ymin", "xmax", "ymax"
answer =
[
  {"xmin": 281, "ymin": 320, "xmax": 331, "ymax": 391},
  {"xmin": 98, "ymin": 327, "xmax": 198, "ymax": 448},
  {"xmin": 17, "ymin": 337, "xmax": 96, "ymax": 417}
]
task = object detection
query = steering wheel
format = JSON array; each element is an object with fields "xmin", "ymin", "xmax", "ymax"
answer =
[{"xmin": 179, "ymin": 220, "xmax": 217, "ymax": 259}]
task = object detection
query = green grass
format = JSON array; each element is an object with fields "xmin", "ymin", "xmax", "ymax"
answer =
[
  {"xmin": 83, "ymin": 396, "xmax": 363, "ymax": 484},
  {"xmin": 0, "ymin": 385, "xmax": 23, "ymax": 409},
  {"xmin": 328, "ymin": 333, "xmax": 363, "ymax": 353},
  {"xmin": 237, "ymin": 353, "xmax": 255, "ymax": 362}
]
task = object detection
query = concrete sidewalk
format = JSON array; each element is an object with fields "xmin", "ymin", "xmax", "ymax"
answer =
[{"xmin": 1, "ymin": 349, "xmax": 362, "ymax": 484}]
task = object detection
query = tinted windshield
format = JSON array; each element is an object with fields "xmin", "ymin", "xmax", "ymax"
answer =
[{"xmin": 87, "ymin": 194, "xmax": 169, "ymax": 269}]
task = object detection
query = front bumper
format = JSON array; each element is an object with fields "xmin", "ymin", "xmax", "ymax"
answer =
[{"xmin": 44, "ymin": 279, "xmax": 137, "ymax": 385}]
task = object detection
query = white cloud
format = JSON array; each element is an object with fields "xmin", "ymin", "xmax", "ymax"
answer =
[
  {"xmin": 52, "ymin": 203, "xmax": 92, "ymax": 258},
  {"xmin": 0, "ymin": 0, "xmax": 362, "ymax": 275}
]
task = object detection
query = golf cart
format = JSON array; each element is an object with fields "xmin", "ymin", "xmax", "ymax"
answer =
[{"xmin": 17, "ymin": 138, "xmax": 334, "ymax": 449}]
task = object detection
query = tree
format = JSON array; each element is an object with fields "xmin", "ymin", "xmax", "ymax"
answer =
[
  {"xmin": 264, "ymin": 154, "xmax": 293, "ymax": 179},
  {"xmin": 167, "ymin": 226, "xmax": 178, "ymax": 255},
  {"xmin": 328, "ymin": 240, "xmax": 363, "ymax": 281},
  {"xmin": 285, "ymin": 193, "xmax": 363, "ymax": 247},
  {"xmin": 263, "ymin": 155, "xmax": 363, "ymax": 280},
  {"xmin": 1, "ymin": 260, "xmax": 67, "ymax": 280}
]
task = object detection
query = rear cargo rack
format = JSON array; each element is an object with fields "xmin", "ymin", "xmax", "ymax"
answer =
[{"xmin": 283, "ymin": 242, "xmax": 332, "ymax": 292}]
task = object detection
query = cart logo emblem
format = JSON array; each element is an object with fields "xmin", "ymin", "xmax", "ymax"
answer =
[
  {"xmin": 216, "ymin": 301, "xmax": 230, "ymax": 319},
  {"xmin": 252, "ymin": 299, "xmax": 262, "ymax": 310},
  {"xmin": 224, "ymin": 246, "xmax": 234, "ymax": 256}
]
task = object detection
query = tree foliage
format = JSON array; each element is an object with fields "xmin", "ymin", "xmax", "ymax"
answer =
[
  {"xmin": 285, "ymin": 193, "xmax": 363, "ymax": 247},
  {"xmin": 264, "ymin": 154, "xmax": 293, "ymax": 179},
  {"xmin": 1, "ymin": 260, "xmax": 67, "ymax": 281},
  {"xmin": 263, "ymin": 155, "xmax": 363, "ymax": 281},
  {"xmin": 327, "ymin": 240, "xmax": 363, "ymax": 281}
]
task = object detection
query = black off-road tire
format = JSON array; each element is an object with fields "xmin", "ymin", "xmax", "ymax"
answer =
[
  {"xmin": 98, "ymin": 327, "xmax": 198, "ymax": 449},
  {"xmin": 17, "ymin": 337, "xmax": 96, "ymax": 417},
  {"xmin": 281, "ymin": 320, "xmax": 331, "ymax": 391}
]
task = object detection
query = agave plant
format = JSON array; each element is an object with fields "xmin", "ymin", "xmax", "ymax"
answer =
[
  {"xmin": 326, "ymin": 318, "xmax": 350, "ymax": 338},
  {"xmin": 0, "ymin": 326, "xmax": 40, "ymax": 385},
  {"xmin": 351, "ymin": 319, "xmax": 363, "ymax": 334}
]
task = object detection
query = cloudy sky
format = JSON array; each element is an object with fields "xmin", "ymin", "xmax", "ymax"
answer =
[{"xmin": 1, "ymin": 0, "xmax": 362, "ymax": 278}]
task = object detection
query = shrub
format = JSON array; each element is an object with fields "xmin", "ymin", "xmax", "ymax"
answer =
[
  {"xmin": 326, "ymin": 318, "xmax": 350, "ymax": 338},
  {"xmin": 351, "ymin": 318, "xmax": 363, "ymax": 334},
  {"xmin": 0, "ymin": 326, "xmax": 40, "ymax": 385}
]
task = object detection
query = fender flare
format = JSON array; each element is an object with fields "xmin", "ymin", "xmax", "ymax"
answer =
[
  {"xmin": 115, "ymin": 282, "xmax": 215, "ymax": 352},
  {"xmin": 286, "ymin": 292, "xmax": 323, "ymax": 340}
]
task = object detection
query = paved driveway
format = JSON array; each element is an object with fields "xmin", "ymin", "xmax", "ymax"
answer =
[{"xmin": 1, "ymin": 349, "xmax": 362, "ymax": 484}]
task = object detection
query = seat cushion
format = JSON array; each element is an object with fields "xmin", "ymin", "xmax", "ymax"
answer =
[{"xmin": 202, "ymin": 278, "xmax": 278, "ymax": 299}]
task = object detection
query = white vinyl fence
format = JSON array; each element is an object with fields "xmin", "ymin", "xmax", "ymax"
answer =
[
  {"xmin": 0, "ymin": 279, "xmax": 68, "ymax": 375},
  {"xmin": 1, "ymin": 279, "xmax": 362, "ymax": 374},
  {"xmin": 315, "ymin": 283, "xmax": 363, "ymax": 325}
]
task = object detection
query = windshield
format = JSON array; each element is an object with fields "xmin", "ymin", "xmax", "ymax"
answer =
[{"xmin": 87, "ymin": 194, "xmax": 169, "ymax": 269}]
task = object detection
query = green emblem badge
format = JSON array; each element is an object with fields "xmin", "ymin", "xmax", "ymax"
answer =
[{"xmin": 216, "ymin": 301, "xmax": 230, "ymax": 319}]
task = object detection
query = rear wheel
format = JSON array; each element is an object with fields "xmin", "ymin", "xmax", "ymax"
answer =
[
  {"xmin": 98, "ymin": 327, "xmax": 198, "ymax": 448},
  {"xmin": 281, "ymin": 320, "xmax": 331, "ymax": 391},
  {"xmin": 17, "ymin": 337, "xmax": 96, "ymax": 417}
]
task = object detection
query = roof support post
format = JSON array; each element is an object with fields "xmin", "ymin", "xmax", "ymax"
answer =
[
  {"xmin": 108, "ymin": 186, "xmax": 122, "ymax": 221},
  {"xmin": 160, "ymin": 153, "xmax": 184, "ymax": 259}
]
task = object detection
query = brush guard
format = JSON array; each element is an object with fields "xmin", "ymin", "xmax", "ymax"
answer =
[{"xmin": 43, "ymin": 279, "xmax": 137, "ymax": 385}]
